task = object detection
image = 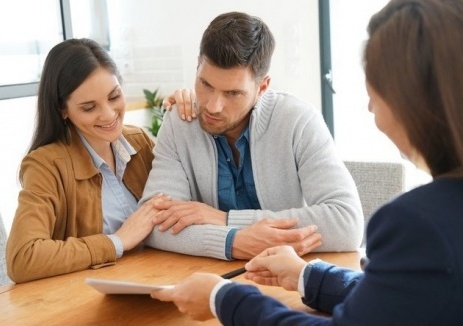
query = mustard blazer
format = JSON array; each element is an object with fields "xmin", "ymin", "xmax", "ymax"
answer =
[{"xmin": 6, "ymin": 125, "xmax": 154, "ymax": 283}]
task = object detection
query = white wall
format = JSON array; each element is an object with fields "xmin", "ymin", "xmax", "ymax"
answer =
[{"xmin": 107, "ymin": 0, "xmax": 321, "ymax": 110}]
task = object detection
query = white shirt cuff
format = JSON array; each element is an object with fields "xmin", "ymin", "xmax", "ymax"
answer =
[
  {"xmin": 297, "ymin": 258, "xmax": 322, "ymax": 297},
  {"xmin": 209, "ymin": 279, "xmax": 232, "ymax": 318},
  {"xmin": 107, "ymin": 234, "xmax": 124, "ymax": 258}
]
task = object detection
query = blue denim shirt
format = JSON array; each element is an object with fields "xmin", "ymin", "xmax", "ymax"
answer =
[{"xmin": 213, "ymin": 126, "xmax": 260, "ymax": 259}]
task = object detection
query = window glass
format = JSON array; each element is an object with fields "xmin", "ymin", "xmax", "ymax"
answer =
[
  {"xmin": 0, "ymin": 0, "xmax": 109, "ymax": 99},
  {"xmin": 69, "ymin": 0, "xmax": 110, "ymax": 49},
  {"xmin": 0, "ymin": 0, "xmax": 63, "ymax": 86},
  {"xmin": 330, "ymin": 0, "xmax": 431, "ymax": 188},
  {"xmin": 330, "ymin": 0, "xmax": 391, "ymax": 161}
]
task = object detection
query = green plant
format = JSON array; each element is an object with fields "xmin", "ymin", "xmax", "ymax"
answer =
[{"xmin": 143, "ymin": 88, "xmax": 165, "ymax": 137}]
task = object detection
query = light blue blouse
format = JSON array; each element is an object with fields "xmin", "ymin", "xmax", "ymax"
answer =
[{"xmin": 79, "ymin": 132, "xmax": 137, "ymax": 258}]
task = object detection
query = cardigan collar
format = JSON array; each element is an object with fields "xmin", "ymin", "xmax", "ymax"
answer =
[{"xmin": 250, "ymin": 88, "xmax": 277, "ymax": 141}]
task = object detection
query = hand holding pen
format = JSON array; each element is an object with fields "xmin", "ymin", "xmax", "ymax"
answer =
[{"xmin": 220, "ymin": 267, "xmax": 246, "ymax": 279}]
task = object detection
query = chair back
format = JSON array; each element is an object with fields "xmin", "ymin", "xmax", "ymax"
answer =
[
  {"xmin": 0, "ymin": 213, "xmax": 12, "ymax": 285},
  {"xmin": 344, "ymin": 161, "xmax": 406, "ymax": 244}
]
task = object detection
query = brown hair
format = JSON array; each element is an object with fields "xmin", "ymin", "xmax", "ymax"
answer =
[
  {"xmin": 364, "ymin": 0, "xmax": 463, "ymax": 177},
  {"xmin": 199, "ymin": 11, "xmax": 275, "ymax": 80},
  {"xmin": 29, "ymin": 38, "xmax": 121, "ymax": 153}
]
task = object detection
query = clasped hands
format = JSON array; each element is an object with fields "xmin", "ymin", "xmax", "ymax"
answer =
[
  {"xmin": 150, "ymin": 196, "xmax": 322, "ymax": 260},
  {"xmin": 116, "ymin": 190, "xmax": 322, "ymax": 258}
]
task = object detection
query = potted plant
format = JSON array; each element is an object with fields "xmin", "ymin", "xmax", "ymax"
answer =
[{"xmin": 143, "ymin": 88, "xmax": 165, "ymax": 137}]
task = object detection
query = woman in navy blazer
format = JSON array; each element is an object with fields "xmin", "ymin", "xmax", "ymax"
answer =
[{"xmin": 151, "ymin": 0, "xmax": 463, "ymax": 324}]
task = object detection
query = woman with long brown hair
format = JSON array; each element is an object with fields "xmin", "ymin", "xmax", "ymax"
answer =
[{"xmin": 7, "ymin": 38, "xmax": 164, "ymax": 283}]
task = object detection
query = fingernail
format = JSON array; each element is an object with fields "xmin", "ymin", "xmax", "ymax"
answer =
[{"xmin": 181, "ymin": 114, "xmax": 186, "ymax": 120}]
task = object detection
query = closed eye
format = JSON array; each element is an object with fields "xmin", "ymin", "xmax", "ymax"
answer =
[
  {"xmin": 82, "ymin": 105, "xmax": 96, "ymax": 112},
  {"xmin": 109, "ymin": 94, "xmax": 121, "ymax": 101}
]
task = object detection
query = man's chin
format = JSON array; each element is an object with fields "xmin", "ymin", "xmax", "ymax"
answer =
[{"xmin": 199, "ymin": 119, "xmax": 221, "ymax": 135}]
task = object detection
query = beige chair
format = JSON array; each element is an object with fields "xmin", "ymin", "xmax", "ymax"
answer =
[
  {"xmin": 344, "ymin": 161, "xmax": 406, "ymax": 245},
  {"xmin": 0, "ymin": 213, "xmax": 13, "ymax": 286}
]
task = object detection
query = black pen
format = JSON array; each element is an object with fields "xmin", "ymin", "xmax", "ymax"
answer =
[{"xmin": 221, "ymin": 267, "xmax": 246, "ymax": 279}]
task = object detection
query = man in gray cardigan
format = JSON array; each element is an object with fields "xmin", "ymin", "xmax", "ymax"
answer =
[{"xmin": 141, "ymin": 12, "xmax": 363, "ymax": 260}]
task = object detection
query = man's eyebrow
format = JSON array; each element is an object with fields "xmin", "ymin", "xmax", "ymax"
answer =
[{"xmin": 199, "ymin": 77, "xmax": 245, "ymax": 94}]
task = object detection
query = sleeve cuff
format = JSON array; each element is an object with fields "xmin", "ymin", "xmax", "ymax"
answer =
[
  {"xmin": 225, "ymin": 228, "xmax": 238, "ymax": 260},
  {"xmin": 209, "ymin": 279, "xmax": 232, "ymax": 318},
  {"xmin": 299, "ymin": 258, "xmax": 322, "ymax": 297},
  {"xmin": 107, "ymin": 234, "xmax": 124, "ymax": 258}
]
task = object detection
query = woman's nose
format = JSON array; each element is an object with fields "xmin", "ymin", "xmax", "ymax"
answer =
[{"xmin": 100, "ymin": 102, "xmax": 116, "ymax": 120}]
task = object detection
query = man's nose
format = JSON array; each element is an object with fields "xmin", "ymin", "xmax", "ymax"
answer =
[{"xmin": 206, "ymin": 93, "xmax": 225, "ymax": 114}]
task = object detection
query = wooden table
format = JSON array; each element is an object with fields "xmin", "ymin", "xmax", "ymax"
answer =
[{"xmin": 0, "ymin": 248, "xmax": 362, "ymax": 325}]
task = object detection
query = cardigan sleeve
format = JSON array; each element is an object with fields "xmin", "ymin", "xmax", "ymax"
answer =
[
  {"xmin": 227, "ymin": 96, "xmax": 364, "ymax": 252},
  {"xmin": 140, "ymin": 110, "xmax": 234, "ymax": 260}
]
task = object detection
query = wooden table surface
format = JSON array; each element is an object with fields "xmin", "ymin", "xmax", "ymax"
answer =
[{"xmin": 0, "ymin": 248, "xmax": 362, "ymax": 325}]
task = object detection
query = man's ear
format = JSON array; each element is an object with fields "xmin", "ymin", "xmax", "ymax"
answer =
[{"xmin": 258, "ymin": 75, "xmax": 271, "ymax": 95}]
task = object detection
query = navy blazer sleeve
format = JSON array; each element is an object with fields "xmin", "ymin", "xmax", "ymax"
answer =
[
  {"xmin": 302, "ymin": 261, "xmax": 363, "ymax": 313},
  {"xmin": 217, "ymin": 283, "xmax": 331, "ymax": 325},
  {"xmin": 216, "ymin": 199, "xmax": 460, "ymax": 326}
]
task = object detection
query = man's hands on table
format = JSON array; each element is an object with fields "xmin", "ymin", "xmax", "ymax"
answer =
[
  {"xmin": 232, "ymin": 218, "xmax": 322, "ymax": 260},
  {"xmin": 153, "ymin": 198, "xmax": 322, "ymax": 259},
  {"xmin": 152, "ymin": 200, "xmax": 227, "ymax": 234}
]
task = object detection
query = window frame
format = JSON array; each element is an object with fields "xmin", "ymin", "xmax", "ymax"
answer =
[
  {"xmin": 319, "ymin": 0, "xmax": 335, "ymax": 138},
  {"xmin": 0, "ymin": 0, "xmax": 72, "ymax": 100}
]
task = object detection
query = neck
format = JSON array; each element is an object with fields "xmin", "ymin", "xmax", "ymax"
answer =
[
  {"xmin": 99, "ymin": 144, "xmax": 116, "ymax": 173},
  {"xmin": 225, "ymin": 113, "xmax": 251, "ymax": 145}
]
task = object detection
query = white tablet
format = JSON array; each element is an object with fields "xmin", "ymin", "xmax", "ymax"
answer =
[{"xmin": 86, "ymin": 277, "xmax": 174, "ymax": 295}]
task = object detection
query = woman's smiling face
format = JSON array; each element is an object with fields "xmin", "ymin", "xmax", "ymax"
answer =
[{"xmin": 63, "ymin": 67, "xmax": 126, "ymax": 150}]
